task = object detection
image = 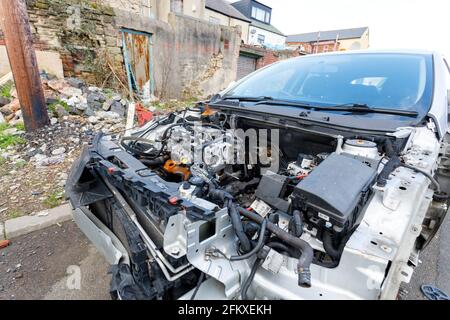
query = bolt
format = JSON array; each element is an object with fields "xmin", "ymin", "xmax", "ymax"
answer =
[{"xmin": 171, "ymin": 247, "xmax": 180, "ymax": 256}]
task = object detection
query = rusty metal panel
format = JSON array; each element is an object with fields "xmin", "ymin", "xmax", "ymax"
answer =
[{"xmin": 122, "ymin": 29, "xmax": 153, "ymax": 99}]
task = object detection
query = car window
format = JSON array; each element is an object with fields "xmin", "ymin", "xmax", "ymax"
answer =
[{"xmin": 226, "ymin": 53, "xmax": 434, "ymax": 119}]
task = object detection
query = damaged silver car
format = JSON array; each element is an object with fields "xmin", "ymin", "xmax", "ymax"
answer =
[{"xmin": 66, "ymin": 50, "xmax": 450, "ymax": 300}]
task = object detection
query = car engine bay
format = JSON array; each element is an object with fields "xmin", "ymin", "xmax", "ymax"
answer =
[{"xmin": 66, "ymin": 105, "xmax": 449, "ymax": 300}]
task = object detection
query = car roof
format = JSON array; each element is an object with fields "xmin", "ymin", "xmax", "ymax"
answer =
[{"xmin": 299, "ymin": 49, "xmax": 435, "ymax": 58}]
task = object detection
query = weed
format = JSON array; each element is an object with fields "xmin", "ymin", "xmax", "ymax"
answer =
[
  {"xmin": 48, "ymin": 99, "xmax": 70, "ymax": 114},
  {"xmin": 0, "ymin": 123, "xmax": 10, "ymax": 133},
  {"xmin": 103, "ymin": 88, "xmax": 114, "ymax": 99},
  {"xmin": 15, "ymin": 122, "xmax": 25, "ymax": 131},
  {"xmin": 43, "ymin": 190, "xmax": 64, "ymax": 209},
  {"xmin": 0, "ymin": 134, "xmax": 26, "ymax": 149},
  {"xmin": 0, "ymin": 123, "xmax": 27, "ymax": 149},
  {"xmin": 0, "ymin": 81, "xmax": 13, "ymax": 99}
]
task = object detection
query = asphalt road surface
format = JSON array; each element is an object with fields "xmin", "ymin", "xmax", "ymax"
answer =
[
  {"xmin": 0, "ymin": 221, "xmax": 110, "ymax": 300},
  {"xmin": 0, "ymin": 214, "xmax": 449, "ymax": 300},
  {"xmin": 403, "ymin": 210, "xmax": 450, "ymax": 300}
]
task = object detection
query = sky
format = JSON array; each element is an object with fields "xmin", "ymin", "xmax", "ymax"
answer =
[{"xmin": 230, "ymin": 0, "xmax": 450, "ymax": 59}]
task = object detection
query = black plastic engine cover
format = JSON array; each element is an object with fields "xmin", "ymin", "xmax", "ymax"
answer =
[
  {"xmin": 255, "ymin": 173, "xmax": 290, "ymax": 212},
  {"xmin": 292, "ymin": 153, "xmax": 376, "ymax": 227}
]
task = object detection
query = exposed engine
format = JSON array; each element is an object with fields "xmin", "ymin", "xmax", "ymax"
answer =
[
  {"xmin": 67, "ymin": 105, "xmax": 446, "ymax": 300},
  {"xmin": 116, "ymin": 108, "xmax": 391, "ymax": 291}
]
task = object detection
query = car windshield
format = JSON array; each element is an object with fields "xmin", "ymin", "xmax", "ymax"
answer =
[{"xmin": 225, "ymin": 53, "xmax": 433, "ymax": 119}]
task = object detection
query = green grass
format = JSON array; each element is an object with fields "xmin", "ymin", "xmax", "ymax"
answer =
[
  {"xmin": 43, "ymin": 190, "xmax": 64, "ymax": 209},
  {"xmin": 0, "ymin": 123, "xmax": 26, "ymax": 149},
  {"xmin": 0, "ymin": 123, "xmax": 10, "ymax": 132},
  {"xmin": 48, "ymin": 99, "xmax": 70, "ymax": 114},
  {"xmin": 0, "ymin": 134, "xmax": 26, "ymax": 149},
  {"xmin": 15, "ymin": 122, "xmax": 25, "ymax": 131},
  {"xmin": 0, "ymin": 81, "xmax": 13, "ymax": 99},
  {"xmin": 0, "ymin": 123, "xmax": 27, "ymax": 149}
]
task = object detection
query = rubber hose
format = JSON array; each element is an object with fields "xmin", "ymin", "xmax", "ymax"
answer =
[
  {"xmin": 400, "ymin": 163, "xmax": 441, "ymax": 193},
  {"xmin": 241, "ymin": 258, "xmax": 263, "ymax": 300},
  {"xmin": 190, "ymin": 272, "xmax": 205, "ymax": 300},
  {"xmin": 237, "ymin": 207, "xmax": 313, "ymax": 288},
  {"xmin": 377, "ymin": 156, "xmax": 401, "ymax": 187},
  {"xmin": 228, "ymin": 202, "xmax": 252, "ymax": 253},
  {"xmin": 267, "ymin": 242, "xmax": 298, "ymax": 258},
  {"xmin": 140, "ymin": 156, "xmax": 166, "ymax": 167},
  {"xmin": 292, "ymin": 210, "xmax": 304, "ymax": 237},
  {"xmin": 206, "ymin": 185, "xmax": 252, "ymax": 253},
  {"xmin": 230, "ymin": 219, "xmax": 268, "ymax": 261},
  {"xmin": 322, "ymin": 230, "xmax": 341, "ymax": 260}
]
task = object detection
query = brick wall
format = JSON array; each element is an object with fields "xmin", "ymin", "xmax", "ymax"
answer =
[
  {"xmin": 0, "ymin": 0, "xmax": 123, "ymax": 83},
  {"xmin": 288, "ymin": 41, "xmax": 341, "ymax": 54},
  {"xmin": 0, "ymin": 0, "xmax": 241, "ymax": 99},
  {"xmin": 256, "ymin": 49, "xmax": 303, "ymax": 69}
]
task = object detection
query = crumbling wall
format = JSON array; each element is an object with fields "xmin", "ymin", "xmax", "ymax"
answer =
[
  {"xmin": 168, "ymin": 13, "xmax": 240, "ymax": 99},
  {"xmin": 101, "ymin": 0, "xmax": 152, "ymax": 16},
  {"xmin": 0, "ymin": 0, "xmax": 125, "ymax": 86},
  {"xmin": 0, "ymin": 0, "xmax": 241, "ymax": 100},
  {"xmin": 115, "ymin": 11, "xmax": 240, "ymax": 99}
]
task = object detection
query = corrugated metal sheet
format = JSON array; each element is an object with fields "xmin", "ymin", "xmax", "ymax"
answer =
[{"xmin": 122, "ymin": 29, "xmax": 153, "ymax": 99}]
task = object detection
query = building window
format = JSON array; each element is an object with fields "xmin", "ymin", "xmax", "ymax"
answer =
[
  {"xmin": 170, "ymin": 0, "xmax": 183, "ymax": 14},
  {"xmin": 251, "ymin": 6, "xmax": 270, "ymax": 23},
  {"xmin": 323, "ymin": 45, "xmax": 329, "ymax": 52},
  {"xmin": 257, "ymin": 34, "xmax": 265, "ymax": 45},
  {"xmin": 209, "ymin": 16, "xmax": 221, "ymax": 24}
]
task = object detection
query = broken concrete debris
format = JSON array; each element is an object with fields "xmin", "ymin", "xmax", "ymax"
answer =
[
  {"xmin": 0, "ymin": 75, "xmax": 133, "ymax": 221},
  {"xmin": 0, "ymin": 77, "xmax": 129, "ymax": 131},
  {"xmin": 0, "ymin": 73, "xmax": 187, "ymax": 222}
]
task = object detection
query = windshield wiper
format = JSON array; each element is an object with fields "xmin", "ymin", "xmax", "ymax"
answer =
[
  {"xmin": 253, "ymin": 99, "xmax": 313, "ymax": 108},
  {"xmin": 254, "ymin": 100, "xmax": 418, "ymax": 117},
  {"xmin": 317, "ymin": 103, "xmax": 419, "ymax": 117},
  {"xmin": 220, "ymin": 98, "xmax": 418, "ymax": 118},
  {"xmin": 220, "ymin": 95, "xmax": 275, "ymax": 102}
]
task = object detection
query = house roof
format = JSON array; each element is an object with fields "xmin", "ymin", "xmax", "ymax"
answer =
[
  {"xmin": 250, "ymin": 19, "xmax": 285, "ymax": 37},
  {"xmin": 205, "ymin": 0, "xmax": 251, "ymax": 22},
  {"xmin": 232, "ymin": 0, "xmax": 273, "ymax": 11},
  {"xmin": 287, "ymin": 27, "xmax": 368, "ymax": 43}
]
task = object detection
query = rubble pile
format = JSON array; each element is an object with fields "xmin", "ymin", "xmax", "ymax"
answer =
[
  {"xmin": 0, "ymin": 74, "xmax": 192, "ymax": 221},
  {"xmin": 0, "ymin": 77, "xmax": 131, "ymax": 221},
  {"xmin": 1, "ymin": 77, "xmax": 128, "ymax": 129}
]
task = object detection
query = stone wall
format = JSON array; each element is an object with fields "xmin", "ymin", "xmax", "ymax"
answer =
[
  {"xmin": 101, "ymin": 0, "xmax": 152, "ymax": 16},
  {"xmin": 0, "ymin": 0, "xmax": 241, "ymax": 100}
]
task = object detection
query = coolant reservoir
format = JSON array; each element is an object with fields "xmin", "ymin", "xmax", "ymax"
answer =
[{"xmin": 342, "ymin": 139, "xmax": 379, "ymax": 159}]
